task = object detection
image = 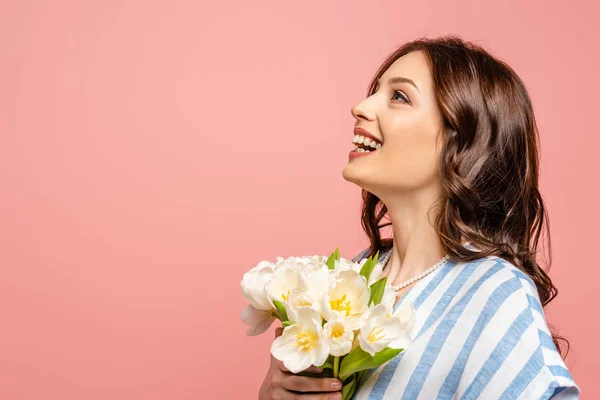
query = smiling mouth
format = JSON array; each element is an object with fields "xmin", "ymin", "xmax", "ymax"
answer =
[
  {"xmin": 351, "ymin": 137, "xmax": 382, "ymax": 153},
  {"xmin": 352, "ymin": 133, "xmax": 382, "ymax": 149},
  {"xmin": 352, "ymin": 144, "xmax": 379, "ymax": 153}
]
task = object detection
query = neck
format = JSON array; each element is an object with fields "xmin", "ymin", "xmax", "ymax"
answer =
[{"xmin": 378, "ymin": 184, "xmax": 446, "ymax": 288}]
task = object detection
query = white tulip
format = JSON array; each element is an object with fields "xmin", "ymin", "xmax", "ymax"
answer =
[
  {"xmin": 240, "ymin": 261, "xmax": 276, "ymax": 310},
  {"xmin": 275, "ymin": 255, "xmax": 328, "ymax": 270},
  {"xmin": 265, "ymin": 266, "xmax": 303, "ymax": 306},
  {"xmin": 365, "ymin": 287, "xmax": 414, "ymax": 331},
  {"xmin": 330, "ymin": 258, "xmax": 359, "ymax": 280},
  {"xmin": 333, "ymin": 258, "xmax": 357, "ymax": 272},
  {"xmin": 271, "ymin": 307, "xmax": 330, "ymax": 373},
  {"xmin": 276, "ymin": 257, "xmax": 304, "ymax": 271},
  {"xmin": 240, "ymin": 304, "xmax": 277, "ymax": 336},
  {"xmin": 333, "ymin": 257, "xmax": 385, "ymax": 286},
  {"xmin": 274, "ymin": 256, "xmax": 286, "ymax": 265},
  {"xmin": 284, "ymin": 289, "xmax": 321, "ymax": 322},
  {"xmin": 298, "ymin": 263, "xmax": 330, "ymax": 303},
  {"xmin": 379, "ymin": 286, "xmax": 398, "ymax": 315},
  {"xmin": 298, "ymin": 255, "xmax": 329, "ymax": 266},
  {"xmin": 387, "ymin": 328, "xmax": 412, "ymax": 351},
  {"xmin": 368, "ymin": 261, "xmax": 385, "ymax": 285},
  {"xmin": 392, "ymin": 300, "xmax": 416, "ymax": 333},
  {"xmin": 322, "ymin": 269, "xmax": 370, "ymax": 330},
  {"xmin": 358, "ymin": 303, "xmax": 412, "ymax": 356},
  {"xmin": 323, "ymin": 315, "xmax": 354, "ymax": 356}
]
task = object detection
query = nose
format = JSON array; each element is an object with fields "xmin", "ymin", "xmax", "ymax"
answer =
[{"xmin": 351, "ymin": 99, "xmax": 376, "ymax": 122}]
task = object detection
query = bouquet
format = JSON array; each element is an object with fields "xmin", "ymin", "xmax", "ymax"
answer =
[{"xmin": 240, "ymin": 248, "xmax": 415, "ymax": 400}]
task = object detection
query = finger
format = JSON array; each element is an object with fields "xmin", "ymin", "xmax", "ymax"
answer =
[
  {"xmin": 305, "ymin": 365, "xmax": 323, "ymax": 373},
  {"xmin": 280, "ymin": 375, "xmax": 343, "ymax": 393},
  {"xmin": 278, "ymin": 360, "xmax": 290, "ymax": 372},
  {"xmin": 277, "ymin": 361, "xmax": 323, "ymax": 374},
  {"xmin": 275, "ymin": 327, "xmax": 283, "ymax": 338},
  {"xmin": 274, "ymin": 387, "xmax": 342, "ymax": 400}
]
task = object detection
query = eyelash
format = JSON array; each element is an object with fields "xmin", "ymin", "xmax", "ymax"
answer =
[{"xmin": 391, "ymin": 90, "xmax": 410, "ymax": 104}]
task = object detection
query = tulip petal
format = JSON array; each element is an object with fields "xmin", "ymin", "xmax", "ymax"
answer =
[
  {"xmin": 240, "ymin": 262, "xmax": 276, "ymax": 310},
  {"xmin": 393, "ymin": 301, "xmax": 416, "ymax": 332},
  {"xmin": 271, "ymin": 327, "xmax": 301, "ymax": 359},
  {"xmin": 388, "ymin": 329, "xmax": 412, "ymax": 350},
  {"xmin": 313, "ymin": 339, "xmax": 331, "ymax": 366},
  {"xmin": 240, "ymin": 304, "xmax": 276, "ymax": 336},
  {"xmin": 284, "ymin": 349, "xmax": 313, "ymax": 373}
]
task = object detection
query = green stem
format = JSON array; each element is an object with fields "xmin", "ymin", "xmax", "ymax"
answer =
[{"xmin": 333, "ymin": 356, "xmax": 340, "ymax": 378}]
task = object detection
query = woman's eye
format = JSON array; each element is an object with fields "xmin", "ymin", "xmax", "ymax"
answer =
[{"xmin": 391, "ymin": 90, "xmax": 409, "ymax": 104}]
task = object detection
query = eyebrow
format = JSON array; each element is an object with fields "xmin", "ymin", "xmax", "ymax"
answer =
[{"xmin": 377, "ymin": 76, "xmax": 420, "ymax": 93}]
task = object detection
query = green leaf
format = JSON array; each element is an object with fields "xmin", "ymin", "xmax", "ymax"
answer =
[
  {"xmin": 372, "ymin": 250, "xmax": 380, "ymax": 265},
  {"xmin": 359, "ymin": 258, "xmax": 373, "ymax": 281},
  {"xmin": 326, "ymin": 247, "xmax": 341, "ymax": 270},
  {"xmin": 359, "ymin": 250, "xmax": 379, "ymax": 283},
  {"xmin": 368, "ymin": 276, "xmax": 387, "ymax": 306},
  {"xmin": 282, "ymin": 320, "xmax": 295, "ymax": 328},
  {"xmin": 326, "ymin": 250, "xmax": 336, "ymax": 270},
  {"xmin": 341, "ymin": 373, "xmax": 357, "ymax": 400},
  {"xmin": 338, "ymin": 346, "xmax": 403, "ymax": 382},
  {"xmin": 272, "ymin": 300, "xmax": 289, "ymax": 322},
  {"xmin": 356, "ymin": 369, "xmax": 368, "ymax": 387}
]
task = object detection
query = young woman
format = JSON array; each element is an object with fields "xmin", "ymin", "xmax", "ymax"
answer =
[{"xmin": 259, "ymin": 35, "xmax": 580, "ymax": 399}]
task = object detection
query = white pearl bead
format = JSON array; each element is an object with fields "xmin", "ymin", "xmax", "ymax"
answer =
[{"xmin": 386, "ymin": 253, "xmax": 449, "ymax": 291}]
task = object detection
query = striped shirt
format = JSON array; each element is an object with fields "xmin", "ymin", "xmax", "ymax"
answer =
[{"xmin": 349, "ymin": 245, "xmax": 581, "ymax": 399}]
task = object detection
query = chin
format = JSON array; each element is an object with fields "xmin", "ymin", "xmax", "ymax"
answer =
[
  {"xmin": 342, "ymin": 165, "xmax": 359, "ymax": 184},
  {"xmin": 342, "ymin": 167, "xmax": 372, "ymax": 191}
]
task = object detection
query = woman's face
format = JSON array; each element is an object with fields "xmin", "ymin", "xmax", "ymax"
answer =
[{"xmin": 342, "ymin": 50, "xmax": 445, "ymax": 194}]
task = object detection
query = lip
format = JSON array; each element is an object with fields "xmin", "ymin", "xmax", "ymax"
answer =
[
  {"xmin": 353, "ymin": 127, "xmax": 383, "ymax": 145},
  {"xmin": 349, "ymin": 149, "xmax": 376, "ymax": 159}
]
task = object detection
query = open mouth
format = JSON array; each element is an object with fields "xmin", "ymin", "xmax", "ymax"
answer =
[{"xmin": 351, "ymin": 134, "xmax": 382, "ymax": 153}]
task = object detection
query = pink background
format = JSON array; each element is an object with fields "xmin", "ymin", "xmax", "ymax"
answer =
[{"xmin": 1, "ymin": 1, "xmax": 597, "ymax": 398}]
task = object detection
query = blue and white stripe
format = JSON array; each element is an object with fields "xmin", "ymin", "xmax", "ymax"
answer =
[{"xmin": 349, "ymin": 246, "xmax": 580, "ymax": 399}]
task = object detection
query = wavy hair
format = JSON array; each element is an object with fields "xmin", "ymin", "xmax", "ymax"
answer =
[{"xmin": 359, "ymin": 35, "xmax": 570, "ymax": 359}]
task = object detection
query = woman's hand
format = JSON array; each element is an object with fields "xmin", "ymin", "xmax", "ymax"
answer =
[{"xmin": 258, "ymin": 326, "xmax": 343, "ymax": 400}]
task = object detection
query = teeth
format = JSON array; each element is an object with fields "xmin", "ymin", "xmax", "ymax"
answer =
[{"xmin": 352, "ymin": 134, "xmax": 382, "ymax": 147}]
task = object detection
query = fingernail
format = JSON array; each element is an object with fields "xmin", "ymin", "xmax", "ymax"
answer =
[
  {"xmin": 330, "ymin": 393, "xmax": 341, "ymax": 400},
  {"xmin": 331, "ymin": 380, "xmax": 342, "ymax": 389}
]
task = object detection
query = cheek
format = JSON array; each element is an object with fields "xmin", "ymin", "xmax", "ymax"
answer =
[{"xmin": 381, "ymin": 120, "xmax": 441, "ymax": 185}]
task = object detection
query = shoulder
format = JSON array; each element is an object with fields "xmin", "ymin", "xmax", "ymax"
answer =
[
  {"xmin": 351, "ymin": 246, "xmax": 394, "ymax": 263},
  {"xmin": 458, "ymin": 254, "xmax": 540, "ymax": 302},
  {"xmin": 351, "ymin": 247, "xmax": 372, "ymax": 263},
  {"xmin": 455, "ymin": 255, "xmax": 581, "ymax": 398}
]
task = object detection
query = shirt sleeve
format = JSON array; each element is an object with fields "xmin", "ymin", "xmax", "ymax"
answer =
[
  {"xmin": 517, "ymin": 271, "xmax": 581, "ymax": 399},
  {"xmin": 351, "ymin": 247, "xmax": 371, "ymax": 263},
  {"xmin": 458, "ymin": 267, "xmax": 581, "ymax": 399}
]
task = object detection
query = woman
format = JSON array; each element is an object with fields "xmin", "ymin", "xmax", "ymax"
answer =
[{"xmin": 259, "ymin": 35, "xmax": 580, "ymax": 399}]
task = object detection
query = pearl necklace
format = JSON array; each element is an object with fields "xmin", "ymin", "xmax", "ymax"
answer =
[{"xmin": 377, "ymin": 248, "xmax": 450, "ymax": 291}]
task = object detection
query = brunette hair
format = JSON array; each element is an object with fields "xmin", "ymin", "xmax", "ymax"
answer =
[{"xmin": 359, "ymin": 35, "xmax": 570, "ymax": 359}]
